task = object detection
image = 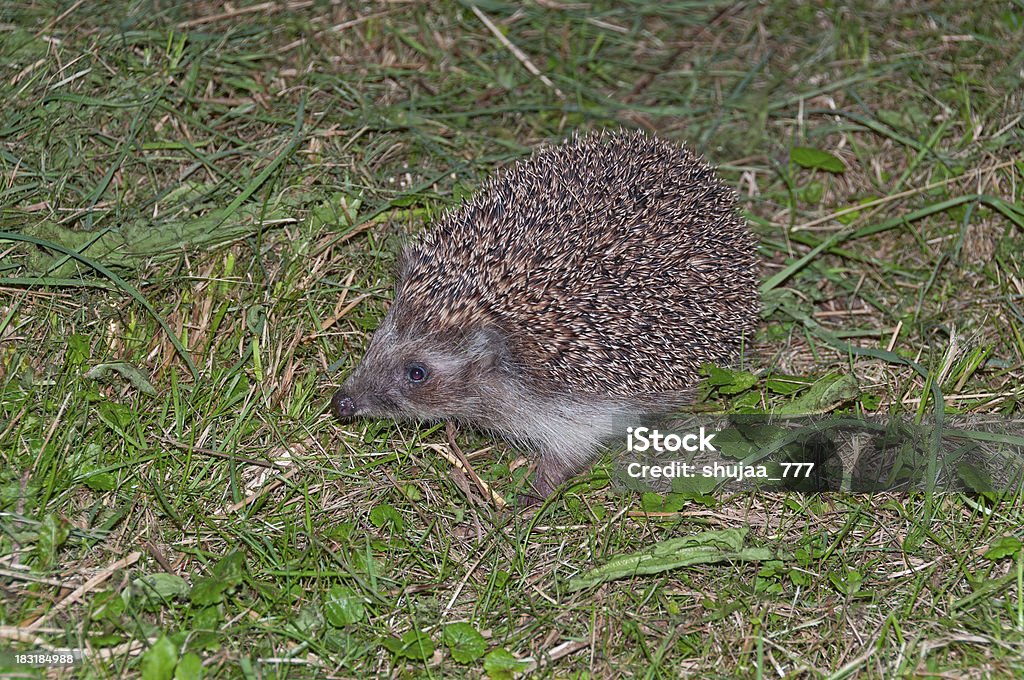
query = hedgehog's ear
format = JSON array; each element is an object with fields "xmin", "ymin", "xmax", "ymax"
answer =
[
  {"xmin": 464, "ymin": 326, "xmax": 511, "ymax": 372},
  {"xmin": 395, "ymin": 246, "xmax": 413, "ymax": 287},
  {"xmin": 396, "ymin": 243, "xmax": 428, "ymax": 286}
]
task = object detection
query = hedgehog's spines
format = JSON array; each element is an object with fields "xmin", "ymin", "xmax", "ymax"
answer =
[{"xmin": 335, "ymin": 130, "xmax": 759, "ymax": 499}]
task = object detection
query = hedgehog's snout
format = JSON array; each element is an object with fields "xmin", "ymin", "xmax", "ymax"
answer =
[{"xmin": 331, "ymin": 390, "xmax": 357, "ymax": 419}]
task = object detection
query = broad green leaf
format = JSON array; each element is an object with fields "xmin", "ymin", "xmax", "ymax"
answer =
[
  {"xmin": 719, "ymin": 371, "xmax": 757, "ymax": 395},
  {"xmin": 289, "ymin": 605, "xmax": 323, "ymax": 635},
  {"xmin": 483, "ymin": 648, "xmax": 530, "ymax": 679},
  {"xmin": 84, "ymin": 362, "xmax": 157, "ymax": 396},
  {"xmin": 369, "ymin": 504, "xmax": 403, "ymax": 532},
  {"xmin": 174, "ymin": 653, "xmax": 203, "ymax": 680},
  {"xmin": 382, "ymin": 630, "xmax": 434, "ymax": 660},
  {"xmin": 773, "ymin": 373, "xmax": 860, "ymax": 415},
  {"xmin": 567, "ymin": 527, "xmax": 773, "ymax": 591},
  {"xmin": 81, "ymin": 467, "xmax": 117, "ymax": 491},
  {"xmin": 189, "ymin": 578, "xmax": 229, "ymax": 607},
  {"xmin": 133, "ymin": 573, "xmax": 190, "ymax": 602},
  {"xmin": 859, "ymin": 393, "xmax": 882, "ymax": 410},
  {"xmin": 442, "ymin": 622, "xmax": 486, "ymax": 663},
  {"xmin": 89, "ymin": 590, "xmax": 125, "ymax": 621},
  {"xmin": 190, "ymin": 553, "xmax": 244, "ymax": 606},
  {"xmin": 837, "ymin": 196, "xmax": 878, "ymax": 224},
  {"xmin": 765, "ymin": 376, "xmax": 809, "ymax": 395},
  {"xmin": 211, "ymin": 551, "xmax": 246, "ymax": 582},
  {"xmin": 983, "ymin": 536, "xmax": 1022, "ymax": 560},
  {"xmin": 702, "ymin": 365, "xmax": 757, "ymax": 395},
  {"xmin": 791, "ymin": 146, "xmax": 845, "ymax": 173},
  {"xmin": 703, "ymin": 364, "xmax": 736, "ymax": 386},
  {"xmin": 67, "ymin": 334, "xmax": 90, "ymax": 365},
  {"xmin": 639, "ymin": 492, "xmax": 663, "ymax": 513},
  {"xmin": 829, "ymin": 569, "xmax": 864, "ymax": 596},
  {"xmin": 141, "ymin": 636, "xmax": 177, "ymax": 680},
  {"xmin": 958, "ymin": 461, "xmax": 996, "ymax": 498},
  {"xmin": 324, "ymin": 585, "xmax": 365, "ymax": 627}
]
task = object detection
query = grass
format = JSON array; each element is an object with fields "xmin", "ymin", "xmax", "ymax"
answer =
[{"xmin": 1, "ymin": 0, "xmax": 1023, "ymax": 677}]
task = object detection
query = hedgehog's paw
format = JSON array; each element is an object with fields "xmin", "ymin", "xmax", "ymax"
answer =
[
  {"xmin": 519, "ymin": 452, "xmax": 576, "ymax": 505},
  {"xmin": 515, "ymin": 488, "xmax": 545, "ymax": 508},
  {"xmin": 514, "ymin": 473, "xmax": 551, "ymax": 508}
]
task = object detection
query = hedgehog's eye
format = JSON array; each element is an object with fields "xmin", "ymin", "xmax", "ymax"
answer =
[{"xmin": 406, "ymin": 363, "xmax": 428, "ymax": 384}]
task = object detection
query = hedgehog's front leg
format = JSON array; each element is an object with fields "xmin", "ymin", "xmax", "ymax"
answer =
[
  {"xmin": 521, "ymin": 446, "xmax": 596, "ymax": 505},
  {"xmin": 514, "ymin": 401, "xmax": 625, "ymax": 503},
  {"xmin": 532, "ymin": 451, "xmax": 573, "ymax": 497}
]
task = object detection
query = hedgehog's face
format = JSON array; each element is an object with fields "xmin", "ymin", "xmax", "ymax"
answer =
[{"xmin": 331, "ymin": 316, "xmax": 510, "ymax": 424}]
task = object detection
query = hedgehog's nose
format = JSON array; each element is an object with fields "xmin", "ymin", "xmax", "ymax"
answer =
[{"xmin": 331, "ymin": 391, "xmax": 357, "ymax": 419}]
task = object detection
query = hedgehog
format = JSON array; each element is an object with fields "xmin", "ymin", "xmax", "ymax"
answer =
[{"xmin": 331, "ymin": 130, "xmax": 759, "ymax": 501}]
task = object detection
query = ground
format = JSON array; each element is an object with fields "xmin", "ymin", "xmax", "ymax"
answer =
[{"xmin": 1, "ymin": 1, "xmax": 1023, "ymax": 678}]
